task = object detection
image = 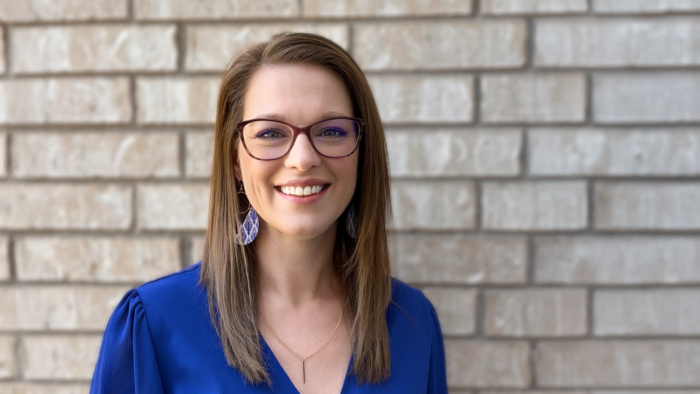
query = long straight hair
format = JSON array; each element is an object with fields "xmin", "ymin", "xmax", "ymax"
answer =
[{"xmin": 199, "ymin": 32, "xmax": 392, "ymax": 385}]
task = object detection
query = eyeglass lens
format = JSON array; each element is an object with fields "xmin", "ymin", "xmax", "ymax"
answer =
[{"xmin": 241, "ymin": 118, "xmax": 360, "ymax": 160}]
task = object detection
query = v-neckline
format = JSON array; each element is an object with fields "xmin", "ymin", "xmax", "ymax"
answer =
[{"xmin": 260, "ymin": 334, "xmax": 354, "ymax": 394}]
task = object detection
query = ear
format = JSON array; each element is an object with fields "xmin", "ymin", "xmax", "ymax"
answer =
[{"xmin": 233, "ymin": 155, "xmax": 242, "ymax": 182}]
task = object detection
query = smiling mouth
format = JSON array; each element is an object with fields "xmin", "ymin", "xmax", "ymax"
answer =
[{"xmin": 276, "ymin": 184, "xmax": 329, "ymax": 197}]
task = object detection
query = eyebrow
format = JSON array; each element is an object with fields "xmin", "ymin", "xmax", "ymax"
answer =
[{"xmin": 255, "ymin": 111, "xmax": 349, "ymax": 122}]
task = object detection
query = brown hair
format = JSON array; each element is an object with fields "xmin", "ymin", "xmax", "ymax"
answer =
[{"xmin": 199, "ymin": 32, "xmax": 392, "ymax": 385}]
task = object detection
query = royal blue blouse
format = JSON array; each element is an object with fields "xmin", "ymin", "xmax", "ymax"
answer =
[{"xmin": 90, "ymin": 262, "xmax": 447, "ymax": 393}]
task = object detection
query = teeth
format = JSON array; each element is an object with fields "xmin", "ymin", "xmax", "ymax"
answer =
[{"xmin": 280, "ymin": 185, "xmax": 325, "ymax": 197}]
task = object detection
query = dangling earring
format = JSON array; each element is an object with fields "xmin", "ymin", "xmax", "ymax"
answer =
[
  {"xmin": 235, "ymin": 182, "xmax": 259, "ymax": 245},
  {"xmin": 346, "ymin": 205, "xmax": 358, "ymax": 239}
]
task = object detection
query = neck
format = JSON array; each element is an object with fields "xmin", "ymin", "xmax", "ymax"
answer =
[{"xmin": 255, "ymin": 221, "xmax": 340, "ymax": 307}]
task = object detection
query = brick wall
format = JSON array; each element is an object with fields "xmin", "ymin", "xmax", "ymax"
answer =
[{"xmin": 1, "ymin": 0, "xmax": 700, "ymax": 392}]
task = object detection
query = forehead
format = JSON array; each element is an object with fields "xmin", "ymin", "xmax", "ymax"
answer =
[{"xmin": 242, "ymin": 63, "xmax": 353, "ymax": 124}]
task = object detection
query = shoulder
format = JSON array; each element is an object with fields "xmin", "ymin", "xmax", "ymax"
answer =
[
  {"xmin": 135, "ymin": 262, "xmax": 203, "ymax": 304},
  {"xmin": 388, "ymin": 277, "xmax": 438, "ymax": 337}
]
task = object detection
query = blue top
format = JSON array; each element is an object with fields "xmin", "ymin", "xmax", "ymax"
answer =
[{"xmin": 90, "ymin": 262, "xmax": 447, "ymax": 393}]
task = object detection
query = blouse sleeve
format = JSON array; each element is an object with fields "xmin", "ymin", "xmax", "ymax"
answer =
[
  {"xmin": 427, "ymin": 302, "xmax": 448, "ymax": 394},
  {"xmin": 90, "ymin": 290, "xmax": 165, "ymax": 394}
]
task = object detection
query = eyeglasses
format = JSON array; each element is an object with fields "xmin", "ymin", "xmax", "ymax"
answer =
[{"xmin": 236, "ymin": 116, "xmax": 364, "ymax": 161}]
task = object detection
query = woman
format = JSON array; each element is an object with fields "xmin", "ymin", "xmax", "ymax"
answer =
[{"xmin": 91, "ymin": 32, "xmax": 447, "ymax": 394}]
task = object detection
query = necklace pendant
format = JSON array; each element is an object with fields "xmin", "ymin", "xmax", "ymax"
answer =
[{"xmin": 302, "ymin": 359, "xmax": 306, "ymax": 384}]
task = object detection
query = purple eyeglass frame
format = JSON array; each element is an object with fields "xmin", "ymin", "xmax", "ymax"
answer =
[{"xmin": 236, "ymin": 116, "xmax": 365, "ymax": 161}]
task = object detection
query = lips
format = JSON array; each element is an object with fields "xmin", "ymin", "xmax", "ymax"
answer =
[{"xmin": 278, "ymin": 184, "xmax": 327, "ymax": 197}]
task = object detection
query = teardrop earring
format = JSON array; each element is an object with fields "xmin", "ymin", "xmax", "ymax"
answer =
[
  {"xmin": 346, "ymin": 205, "xmax": 357, "ymax": 239},
  {"xmin": 235, "ymin": 182, "xmax": 259, "ymax": 245}
]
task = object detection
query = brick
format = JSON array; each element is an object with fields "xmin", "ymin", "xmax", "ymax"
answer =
[
  {"xmin": 0, "ymin": 133, "xmax": 5, "ymax": 177},
  {"xmin": 137, "ymin": 78, "xmax": 219, "ymax": 125},
  {"xmin": 536, "ymin": 19, "xmax": 700, "ymax": 68},
  {"xmin": 386, "ymin": 129, "xmax": 521, "ymax": 178},
  {"xmin": 390, "ymin": 234, "xmax": 527, "ymax": 284},
  {"xmin": 595, "ymin": 182, "xmax": 700, "ymax": 230},
  {"xmin": 0, "ymin": 28, "xmax": 4, "ymax": 75},
  {"xmin": 186, "ymin": 25, "xmax": 348, "ymax": 71},
  {"xmin": 0, "ymin": 286, "xmax": 128, "ymax": 330},
  {"xmin": 138, "ymin": 184, "xmax": 209, "ymax": 230},
  {"xmin": 0, "ymin": 78, "xmax": 131, "ymax": 125},
  {"xmin": 13, "ymin": 26, "xmax": 177, "ymax": 74},
  {"xmin": 186, "ymin": 131, "xmax": 215, "ymax": 178},
  {"xmin": 12, "ymin": 132, "xmax": 180, "ymax": 179},
  {"xmin": 190, "ymin": 236, "xmax": 206, "ymax": 265},
  {"xmin": 535, "ymin": 236, "xmax": 700, "ymax": 284},
  {"xmin": 482, "ymin": 0, "xmax": 587, "ymax": 14},
  {"xmin": 594, "ymin": 73, "xmax": 700, "ymax": 124},
  {"xmin": 536, "ymin": 341, "xmax": 700, "ymax": 387},
  {"xmin": 0, "ymin": 0, "xmax": 127, "ymax": 22},
  {"xmin": 0, "ymin": 185, "xmax": 131, "ymax": 230},
  {"xmin": 20, "ymin": 336, "xmax": 101, "ymax": 380},
  {"xmin": 0, "ymin": 236, "xmax": 8, "ymax": 281},
  {"xmin": 529, "ymin": 128, "xmax": 700, "ymax": 176},
  {"xmin": 482, "ymin": 181, "xmax": 587, "ymax": 231},
  {"xmin": 446, "ymin": 340, "xmax": 530, "ymax": 388},
  {"xmin": 594, "ymin": 0, "xmax": 700, "ymax": 13},
  {"xmin": 0, "ymin": 336, "xmax": 16, "ymax": 379},
  {"xmin": 390, "ymin": 181, "xmax": 476, "ymax": 230},
  {"xmin": 135, "ymin": 0, "xmax": 298, "ymax": 20},
  {"xmin": 422, "ymin": 288, "xmax": 477, "ymax": 336},
  {"xmin": 595, "ymin": 289, "xmax": 700, "ymax": 335},
  {"xmin": 481, "ymin": 74, "xmax": 586, "ymax": 124},
  {"xmin": 368, "ymin": 75, "xmax": 474, "ymax": 124},
  {"xmin": 483, "ymin": 392, "xmax": 586, "ymax": 394},
  {"xmin": 15, "ymin": 237, "xmax": 180, "ymax": 282},
  {"xmin": 0, "ymin": 384, "xmax": 89, "ymax": 394},
  {"xmin": 354, "ymin": 21, "xmax": 525, "ymax": 71},
  {"xmin": 484, "ymin": 289, "xmax": 587, "ymax": 337},
  {"xmin": 304, "ymin": 0, "xmax": 472, "ymax": 16}
]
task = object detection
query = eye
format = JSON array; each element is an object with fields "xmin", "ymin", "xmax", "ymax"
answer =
[
  {"xmin": 320, "ymin": 127, "xmax": 347, "ymax": 137},
  {"xmin": 256, "ymin": 128, "xmax": 284, "ymax": 139}
]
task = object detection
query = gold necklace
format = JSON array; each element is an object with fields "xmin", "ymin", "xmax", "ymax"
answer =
[{"xmin": 261, "ymin": 307, "xmax": 343, "ymax": 384}]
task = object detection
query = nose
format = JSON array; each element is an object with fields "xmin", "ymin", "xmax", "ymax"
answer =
[{"xmin": 284, "ymin": 133, "xmax": 321, "ymax": 171}]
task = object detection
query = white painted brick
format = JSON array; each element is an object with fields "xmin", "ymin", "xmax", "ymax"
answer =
[
  {"xmin": 594, "ymin": 0, "xmax": 700, "ymax": 13},
  {"xmin": 595, "ymin": 182, "xmax": 700, "ymax": 230},
  {"xmin": 137, "ymin": 78, "xmax": 219, "ymax": 125},
  {"xmin": 0, "ymin": 236, "xmax": 8, "ymax": 281},
  {"xmin": 20, "ymin": 336, "xmax": 101, "ymax": 380},
  {"xmin": 0, "ymin": 78, "xmax": 131, "ymax": 125},
  {"xmin": 595, "ymin": 289, "xmax": 700, "ymax": 335},
  {"xmin": 535, "ymin": 236, "xmax": 700, "ymax": 284},
  {"xmin": 138, "ymin": 184, "xmax": 210, "ymax": 230},
  {"xmin": 190, "ymin": 236, "xmax": 206, "ymax": 265},
  {"xmin": 483, "ymin": 0, "xmax": 587, "ymax": 14},
  {"xmin": 12, "ymin": 132, "xmax": 180, "ymax": 179},
  {"xmin": 0, "ymin": 185, "xmax": 131, "ymax": 230},
  {"xmin": 536, "ymin": 341, "xmax": 700, "ymax": 387},
  {"xmin": 482, "ymin": 181, "xmax": 588, "ymax": 230},
  {"xmin": 15, "ymin": 237, "xmax": 181, "ymax": 282},
  {"xmin": 0, "ymin": 286, "xmax": 128, "ymax": 330},
  {"xmin": 354, "ymin": 21, "xmax": 526, "ymax": 70},
  {"xmin": 387, "ymin": 129, "xmax": 521, "ymax": 178},
  {"xmin": 446, "ymin": 340, "xmax": 530, "ymax": 388},
  {"xmin": 186, "ymin": 131, "xmax": 214, "ymax": 178},
  {"xmin": 0, "ymin": 133, "xmax": 6, "ymax": 177},
  {"xmin": 0, "ymin": 0, "xmax": 127, "ymax": 22},
  {"xmin": 13, "ymin": 26, "xmax": 177, "ymax": 74},
  {"xmin": 536, "ymin": 19, "xmax": 700, "ymax": 67},
  {"xmin": 594, "ymin": 73, "xmax": 700, "ymax": 123},
  {"xmin": 485, "ymin": 289, "xmax": 587, "ymax": 337},
  {"xmin": 0, "ymin": 384, "xmax": 89, "ymax": 394},
  {"xmin": 0, "ymin": 336, "xmax": 16, "ymax": 379},
  {"xmin": 528, "ymin": 128, "xmax": 700, "ymax": 176},
  {"xmin": 0, "ymin": 28, "xmax": 5, "ymax": 75},
  {"xmin": 303, "ymin": 0, "xmax": 472, "ymax": 17},
  {"xmin": 135, "ymin": 0, "xmax": 298, "ymax": 20},
  {"xmin": 482, "ymin": 74, "xmax": 586, "ymax": 124},
  {"xmin": 390, "ymin": 234, "xmax": 527, "ymax": 284},
  {"xmin": 368, "ymin": 75, "xmax": 474, "ymax": 124},
  {"xmin": 422, "ymin": 288, "xmax": 477, "ymax": 336},
  {"xmin": 186, "ymin": 25, "xmax": 348, "ymax": 71},
  {"xmin": 390, "ymin": 181, "xmax": 476, "ymax": 230}
]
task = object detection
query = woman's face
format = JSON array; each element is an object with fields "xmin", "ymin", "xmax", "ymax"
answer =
[{"xmin": 235, "ymin": 63, "xmax": 358, "ymax": 240}]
